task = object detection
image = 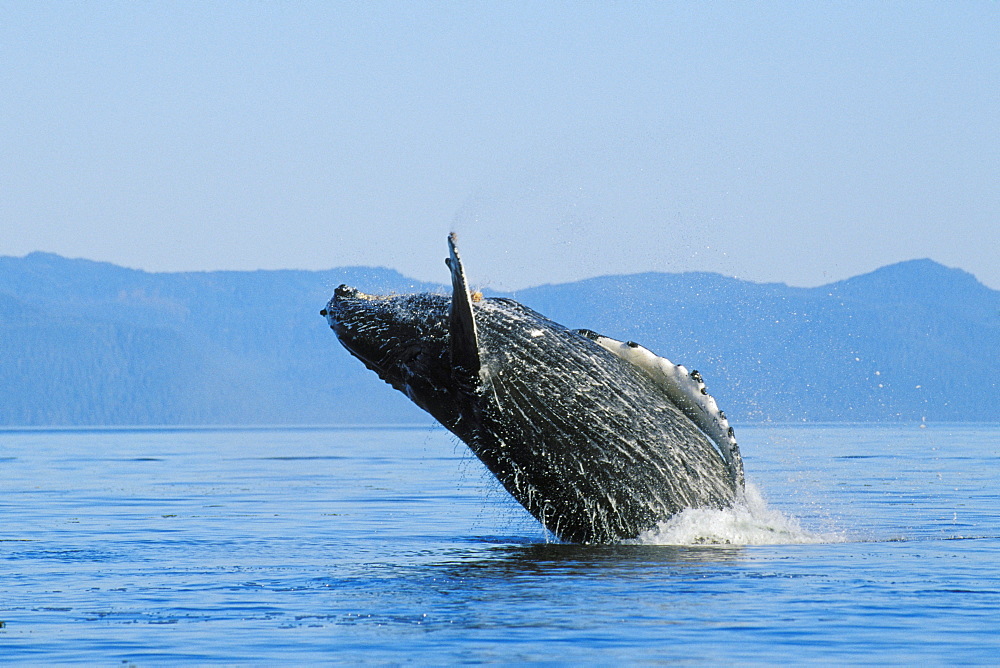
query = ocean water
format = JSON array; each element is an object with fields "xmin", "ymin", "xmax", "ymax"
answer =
[{"xmin": 1, "ymin": 423, "xmax": 998, "ymax": 664}]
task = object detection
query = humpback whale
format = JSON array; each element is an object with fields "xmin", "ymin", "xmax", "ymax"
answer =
[{"xmin": 322, "ymin": 234, "xmax": 745, "ymax": 543}]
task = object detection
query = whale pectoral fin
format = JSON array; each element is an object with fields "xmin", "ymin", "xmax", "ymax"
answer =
[
  {"xmin": 446, "ymin": 232, "xmax": 481, "ymax": 379},
  {"xmin": 579, "ymin": 331, "xmax": 745, "ymax": 492}
]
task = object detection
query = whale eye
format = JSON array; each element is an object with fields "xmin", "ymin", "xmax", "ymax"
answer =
[{"xmin": 626, "ymin": 341, "xmax": 639, "ymax": 348}]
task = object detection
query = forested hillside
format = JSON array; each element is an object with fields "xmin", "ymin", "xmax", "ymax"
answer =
[
  {"xmin": 1, "ymin": 252, "xmax": 997, "ymax": 425},
  {"xmin": 0, "ymin": 253, "xmax": 436, "ymax": 425}
]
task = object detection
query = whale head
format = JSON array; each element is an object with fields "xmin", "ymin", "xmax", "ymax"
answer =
[
  {"xmin": 323, "ymin": 286, "xmax": 445, "ymax": 377},
  {"xmin": 322, "ymin": 286, "xmax": 466, "ymax": 423}
]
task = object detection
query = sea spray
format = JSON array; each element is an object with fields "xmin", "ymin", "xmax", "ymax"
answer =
[{"xmin": 631, "ymin": 483, "xmax": 845, "ymax": 546}]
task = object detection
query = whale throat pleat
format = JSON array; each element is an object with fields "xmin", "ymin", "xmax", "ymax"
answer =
[{"xmin": 473, "ymin": 300, "xmax": 733, "ymax": 542}]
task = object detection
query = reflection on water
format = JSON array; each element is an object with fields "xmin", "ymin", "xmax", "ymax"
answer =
[{"xmin": 466, "ymin": 541, "xmax": 747, "ymax": 569}]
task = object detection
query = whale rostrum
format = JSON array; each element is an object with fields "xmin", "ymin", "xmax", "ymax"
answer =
[{"xmin": 322, "ymin": 233, "xmax": 745, "ymax": 543}]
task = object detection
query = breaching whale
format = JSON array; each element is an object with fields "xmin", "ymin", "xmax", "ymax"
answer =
[{"xmin": 322, "ymin": 234, "xmax": 745, "ymax": 543}]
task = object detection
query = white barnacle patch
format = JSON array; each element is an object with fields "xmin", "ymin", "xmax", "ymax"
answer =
[
  {"xmin": 528, "ymin": 328, "xmax": 545, "ymax": 338},
  {"xmin": 588, "ymin": 333, "xmax": 744, "ymax": 490},
  {"xmin": 478, "ymin": 364, "xmax": 494, "ymax": 383}
]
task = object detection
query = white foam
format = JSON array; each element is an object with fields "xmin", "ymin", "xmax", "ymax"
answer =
[{"xmin": 630, "ymin": 483, "xmax": 845, "ymax": 546}]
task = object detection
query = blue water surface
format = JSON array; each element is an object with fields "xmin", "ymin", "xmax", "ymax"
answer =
[{"xmin": 1, "ymin": 424, "xmax": 998, "ymax": 664}]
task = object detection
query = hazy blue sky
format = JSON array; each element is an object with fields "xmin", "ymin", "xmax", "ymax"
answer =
[{"xmin": 2, "ymin": 2, "xmax": 998, "ymax": 289}]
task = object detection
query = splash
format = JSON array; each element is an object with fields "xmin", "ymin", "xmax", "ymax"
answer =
[{"xmin": 631, "ymin": 483, "xmax": 845, "ymax": 546}]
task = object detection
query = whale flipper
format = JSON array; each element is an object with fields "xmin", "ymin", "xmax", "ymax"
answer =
[
  {"xmin": 446, "ymin": 232, "xmax": 480, "ymax": 380},
  {"xmin": 574, "ymin": 329, "xmax": 744, "ymax": 490}
]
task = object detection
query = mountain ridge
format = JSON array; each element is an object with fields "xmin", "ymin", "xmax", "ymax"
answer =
[{"xmin": 1, "ymin": 253, "xmax": 996, "ymax": 426}]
